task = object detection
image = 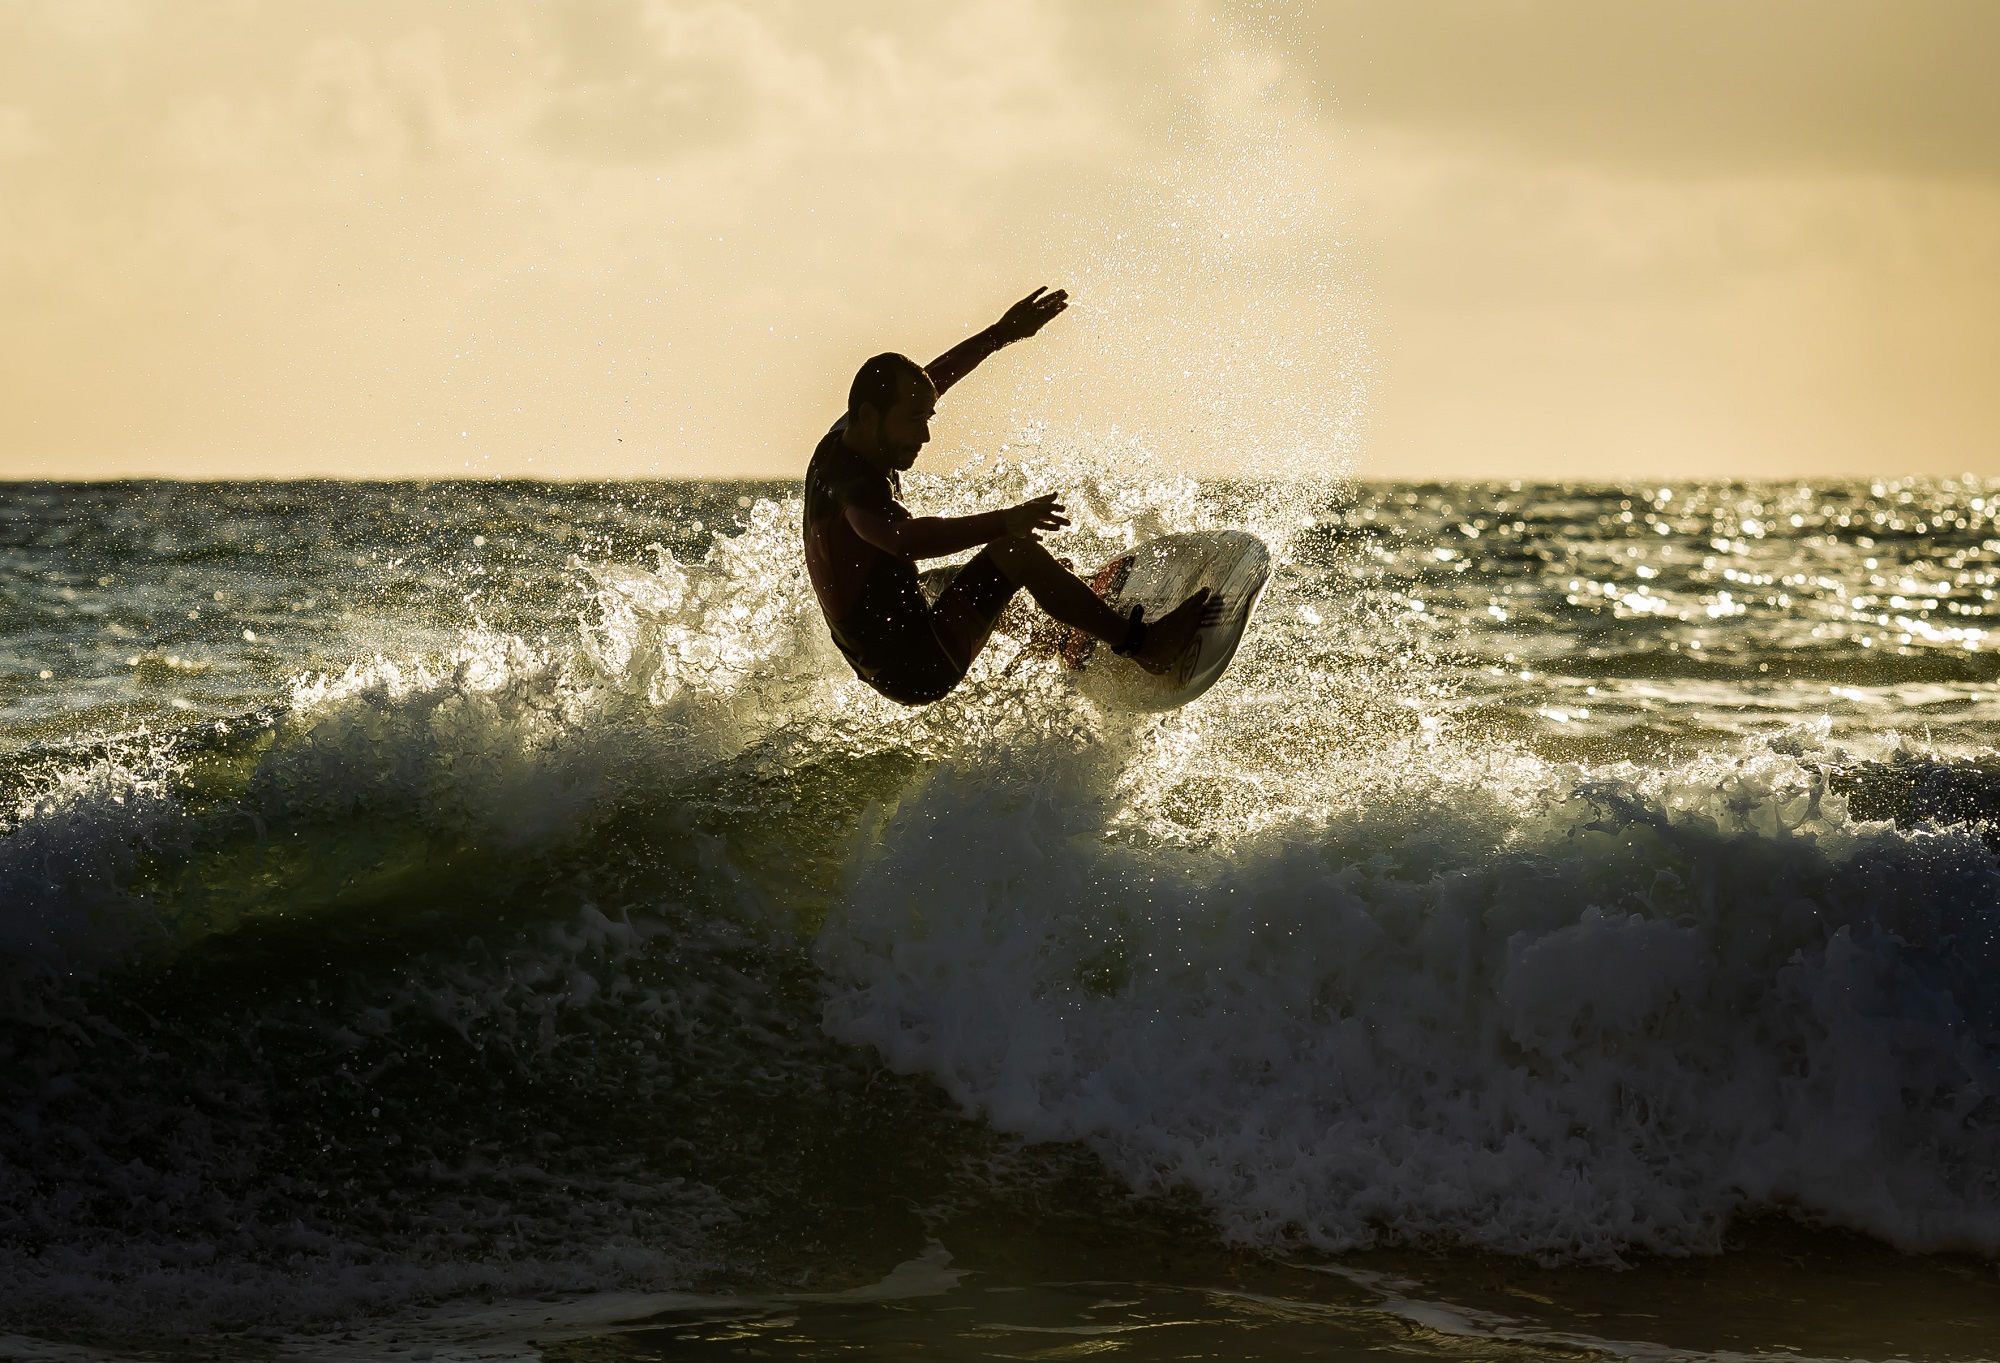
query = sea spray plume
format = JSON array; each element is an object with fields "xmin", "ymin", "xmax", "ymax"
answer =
[
  {"xmin": 817, "ymin": 735, "xmax": 2000, "ymax": 1263},
  {"xmin": 0, "ymin": 471, "xmax": 1224, "ymax": 968},
  {"xmin": 1025, "ymin": 38, "xmax": 1372, "ymax": 487},
  {"xmin": 265, "ymin": 635, "xmax": 608, "ymax": 847},
  {"xmin": 583, "ymin": 495, "xmax": 837, "ymax": 715},
  {"xmin": 0, "ymin": 505, "xmax": 800, "ymax": 971},
  {"xmin": 253, "ymin": 496, "xmax": 840, "ymax": 852}
]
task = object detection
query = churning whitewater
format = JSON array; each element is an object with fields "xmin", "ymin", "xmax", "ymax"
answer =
[{"xmin": 5, "ymin": 464, "xmax": 2000, "ymax": 1338}]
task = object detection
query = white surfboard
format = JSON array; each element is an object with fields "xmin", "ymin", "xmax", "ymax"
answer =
[{"xmin": 1062, "ymin": 530, "xmax": 1271, "ymax": 711}]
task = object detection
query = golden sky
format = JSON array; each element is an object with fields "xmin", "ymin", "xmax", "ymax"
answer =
[{"xmin": 3, "ymin": 1, "xmax": 1996, "ymax": 481}]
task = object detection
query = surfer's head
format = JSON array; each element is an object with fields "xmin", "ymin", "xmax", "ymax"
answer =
[{"xmin": 846, "ymin": 353, "xmax": 936, "ymax": 471}]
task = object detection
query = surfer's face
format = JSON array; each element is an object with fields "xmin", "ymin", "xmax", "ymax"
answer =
[{"xmin": 874, "ymin": 381, "xmax": 936, "ymax": 470}]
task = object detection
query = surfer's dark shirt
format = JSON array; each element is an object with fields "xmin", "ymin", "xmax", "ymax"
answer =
[
  {"xmin": 802, "ymin": 433, "xmax": 930, "ymax": 672},
  {"xmin": 803, "ymin": 326, "xmax": 1018, "ymax": 700}
]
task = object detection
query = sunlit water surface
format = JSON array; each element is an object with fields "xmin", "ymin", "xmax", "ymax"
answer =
[{"xmin": 6, "ymin": 472, "xmax": 2000, "ymax": 1361}]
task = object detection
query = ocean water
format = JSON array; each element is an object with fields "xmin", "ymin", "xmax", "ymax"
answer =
[{"xmin": 6, "ymin": 468, "xmax": 2000, "ymax": 1361}]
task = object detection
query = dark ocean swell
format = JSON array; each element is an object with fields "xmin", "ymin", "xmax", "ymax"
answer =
[{"xmin": 6, "ymin": 478, "xmax": 2000, "ymax": 1338}]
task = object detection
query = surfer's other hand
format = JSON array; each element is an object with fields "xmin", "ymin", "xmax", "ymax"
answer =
[
  {"xmin": 1001, "ymin": 493, "xmax": 1069, "ymax": 539},
  {"xmin": 994, "ymin": 286, "xmax": 1069, "ymax": 342}
]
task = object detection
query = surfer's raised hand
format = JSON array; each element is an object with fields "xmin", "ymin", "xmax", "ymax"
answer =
[
  {"xmin": 993, "ymin": 286, "xmax": 1069, "ymax": 343},
  {"xmin": 1000, "ymin": 493, "xmax": 1069, "ymax": 540}
]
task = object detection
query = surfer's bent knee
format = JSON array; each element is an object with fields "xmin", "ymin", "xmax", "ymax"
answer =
[{"xmin": 985, "ymin": 533, "xmax": 1054, "ymax": 583}]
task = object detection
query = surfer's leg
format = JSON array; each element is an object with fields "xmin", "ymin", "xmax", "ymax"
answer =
[
  {"xmin": 983, "ymin": 536, "xmax": 1133, "ymax": 643},
  {"xmin": 930, "ymin": 549, "xmax": 1022, "ymax": 672},
  {"xmin": 984, "ymin": 537, "xmax": 1210, "ymax": 674},
  {"xmin": 858, "ymin": 624, "xmax": 965, "ymax": 704}
]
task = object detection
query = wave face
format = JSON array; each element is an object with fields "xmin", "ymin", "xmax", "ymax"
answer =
[
  {"xmin": 821, "ymin": 749, "xmax": 2000, "ymax": 1262},
  {"xmin": 5, "ymin": 472, "xmax": 2000, "ymax": 1336}
]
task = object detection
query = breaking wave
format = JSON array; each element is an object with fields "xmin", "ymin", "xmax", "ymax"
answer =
[{"xmin": 6, "ymin": 464, "xmax": 2000, "ymax": 1339}]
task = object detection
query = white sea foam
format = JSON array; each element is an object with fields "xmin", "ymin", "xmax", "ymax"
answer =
[
  {"xmin": 0, "ymin": 740, "xmax": 189, "ymax": 958},
  {"xmin": 818, "ymin": 736, "xmax": 2000, "ymax": 1261}
]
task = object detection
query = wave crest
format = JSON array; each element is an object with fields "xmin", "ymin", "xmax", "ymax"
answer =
[{"xmin": 818, "ymin": 745, "xmax": 2000, "ymax": 1261}]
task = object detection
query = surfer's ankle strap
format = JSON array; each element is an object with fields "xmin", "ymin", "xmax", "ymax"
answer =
[{"xmin": 1111, "ymin": 605, "xmax": 1147, "ymax": 657}]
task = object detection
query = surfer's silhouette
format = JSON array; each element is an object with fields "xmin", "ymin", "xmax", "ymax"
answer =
[{"xmin": 803, "ymin": 286, "xmax": 1210, "ymax": 706}]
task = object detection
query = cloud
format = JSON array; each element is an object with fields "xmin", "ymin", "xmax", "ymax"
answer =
[
  {"xmin": 1244, "ymin": 0, "xmax": 2000, "ymax": 180},
  {"xmin": 529, "ymin": 0, "xmax": 778, "ymax": 160},
  {"xmin": 3, "ymin": 0, "xmax": 1307, "ymax": 476},
  {"xmin": 2, "ymin": 0, "xmax": 1993, "ymax": 480},
  {"xmin": 1196, "ymin": 2, "xmax": 2000, "ymax": 477}
]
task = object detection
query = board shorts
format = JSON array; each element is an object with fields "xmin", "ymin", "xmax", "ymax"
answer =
[{"xmin": 857, "ymin": 548, "xmax": 1019, "ymax": 706}]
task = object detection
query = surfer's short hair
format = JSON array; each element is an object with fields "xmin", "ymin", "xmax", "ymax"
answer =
[{"xmin": 848, "ymin": 353, "xmax": 933, "ymax": 417}]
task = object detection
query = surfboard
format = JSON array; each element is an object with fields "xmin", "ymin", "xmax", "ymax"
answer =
[{"xmin": 1062, "ymin": 530, "xmax": 1271, "ymax": 711}]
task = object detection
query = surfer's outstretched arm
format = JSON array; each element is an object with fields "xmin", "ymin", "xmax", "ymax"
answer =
[
  {"xmin": 926, "ymin": 286, "xmax": 1069, "ymax": 394},
  {"xmin": 844, "ymin": 494, "xmax": 1068, "ymax": 562}
]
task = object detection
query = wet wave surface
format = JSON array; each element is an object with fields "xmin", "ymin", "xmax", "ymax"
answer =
[{"xmin": 5, "ymin": 472, "xmax": 2000, "ymax": 1355}]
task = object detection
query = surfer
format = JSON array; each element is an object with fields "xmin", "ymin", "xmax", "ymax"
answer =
[{"xmin": 804, "ymin": 286, "xmax": 1211, "ymax": 706}]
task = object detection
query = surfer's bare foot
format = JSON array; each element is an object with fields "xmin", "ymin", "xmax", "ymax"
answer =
[{"xmin": 1131, "ymin": 589, "xmax": 1210, "ymax": 675}]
